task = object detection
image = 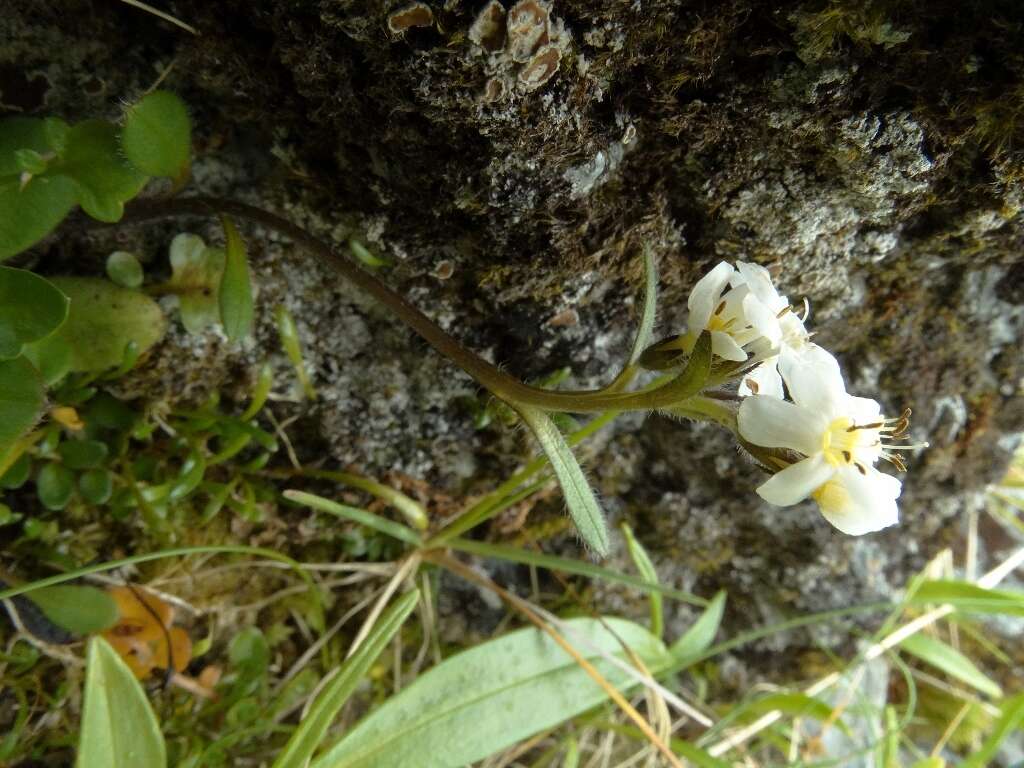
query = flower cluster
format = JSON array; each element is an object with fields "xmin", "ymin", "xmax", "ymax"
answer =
[{"xmin": 684, "ymin": 261, "xmax": 923, "ymax": 535}]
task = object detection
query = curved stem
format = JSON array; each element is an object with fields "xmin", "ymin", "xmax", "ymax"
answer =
[{"xmin": 122, "ymin": 197, "xmax": 685, "ymax": 413}]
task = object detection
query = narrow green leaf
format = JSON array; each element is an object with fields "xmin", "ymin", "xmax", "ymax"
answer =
[
  {"xmin": 0, "ymin": 356, "xmax": 44, "ymax": 445},
  {"xmin": 272, "ymin": 590, "xmax": 420, "ymax": 768},
  {"xmin": 218, "ymin": 216, "xmax": 254, "ymax": 341},
  {"xmin": 448, "ymin": 538, "xmax": 706, "ymax": 606},
  {"xmin": 77, "ymin": 636, "xmax": 167, "ymax": 768},
  {"xmin": 275, "ymin": 304, "xmax": 316, "ymax": 400},
  {"xmin": 0, "ymin": 267, "xmax": 69, "ymax": 358},
  {"xmin": 621, "ymin": 522, "xmax": 663, "ymax": 638},
  {"xmin": 121, "ymin": 91, "xmax": 191, "ymax": 178},
  {"xmin": 517, "ymin": 405, "xmax": 608, "ymax": 556},
  {"xmin": 0, "ymin": 175, "xmax": 79, "ymax": 261},
  {"xmin": 349, "ymin": 239, "xmax": 388, "ymax": 268},
  {"xmin": 900, "ymin": 633, "xmax": 1002, "ymax": 698},
  {"xmin": 627, "ymin": 245, "xmax": 658, "ymax": 366},
  {"xmin": 46, "ymin": 278, "xmax": 166, "ymax": 373},
  {"xmin": 961, "ymin": 692, "xmax": 1024, "ymax": 768},
  {"xmin": 732, "ymin": 692, "xmax": 840, "ymax": 727},
  {"xmin": 908, "ymin": 580, "xmax": 1024, "ymax": 617},
  {"xmin": 284, "ymin": 489, "xmax": 422, "ymax": 546},
  {"xmin": 311, "ymin": 618, "xmax": 671, "ymax": 768},
  {"xmin": 58, "ymin": 120, "xmax": 147, "ymax": 223},
  {"xmin": 670, "ymin": 590, "xmax": 727, "ymax": 662},
  {"xmin": 25, "ymin": 585, "xmax": 118, "ymax": 635}
]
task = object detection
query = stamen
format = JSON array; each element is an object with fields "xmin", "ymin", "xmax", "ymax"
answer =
[
  {"xmin": 847, "ymin": 421, "xmax": 884, "ymax": 432},
  {"xmin": 714, "ymin": 300, "xmax": 726, "ymax": 316},
  {"xmin": 855, "ymin": 462, "xmax": 867, "ymax": 475},
  {"xmin": 842, "ymin": 450, "xmax": 852, "ymax": 463},
  {"xmin": 776, "ymin": 305, "xmax": 792, "ymax": 318},
  {"xmin": 800, "ymin": 297, "xmax": 811, "ymax": 321},
  {"xmin": 746, "ymin": 378, "xmax": 759, "ymax": 394},
  {"xmin": 884, "ymin": 454, "xmax": 908, "ymax": 472}
]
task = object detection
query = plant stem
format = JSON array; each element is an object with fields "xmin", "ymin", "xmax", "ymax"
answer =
[{"xmin": 121, "ymin": 197, "xmax": 694, "ymax": 413}]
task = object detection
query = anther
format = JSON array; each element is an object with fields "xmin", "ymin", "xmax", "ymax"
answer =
[
  {"xmin": 855, "ymin": 462, "xmax": 867, "ymax": 475},
  {"xmin": 776, "ymin": 305, "xmax": 792, "ymax": 318},
  {"xmin": 714, "ymin": 300, "xmax": 727, "ymax": 315},
  {"xmin": 746, "ymin": 378, "xmax": 759, "ymax": 394},
  {"xmin": 842, "ymin": 450, "xmax": 852, "ymax": 462}
]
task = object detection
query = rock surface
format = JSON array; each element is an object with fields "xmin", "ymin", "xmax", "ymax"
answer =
[{"xmin": 4, "ymin": 0, "xmax": 1023, "ymax": 650}]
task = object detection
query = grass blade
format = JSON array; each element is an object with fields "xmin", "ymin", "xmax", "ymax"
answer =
[
  {"xmin": 284, "ymin": 490, "xmax": 422, "ymax": 546},
  {"xmin": 271, "ymin": 589, "xmax": 420, "ymax": 768}
]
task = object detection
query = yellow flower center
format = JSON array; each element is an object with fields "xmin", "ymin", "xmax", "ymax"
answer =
[{"xmin": 821, "ymin": 416, "xmax": 882, "ymax": 471}]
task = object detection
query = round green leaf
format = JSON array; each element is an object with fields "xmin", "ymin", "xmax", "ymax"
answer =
[
  {"xmin": 57, "ymin": 439, "xmax": 108, "ymax": 470},
  {"xmin": 122, "ymin": 91, "xmax": 192, "ymax": 178},
  {"xmin": 105, "ymin": 251, "xmax": 144, "ymax": 288},
  {"xmin": 0, "ymin": 356, "xmax": 44, "ymax": 446},
  {"xmin": 0, "ymin": 267, "xmax": 70, "ymax": 359},
  {"xmin": 25, "ymin": 585, "xmax": 119, "ymax": 634},
  {"xmin": 15, "ymin": 149, "xmax": 47, "ymax": 175},
  {"xmin": 79, "ymin": 468, "xmax": 114, "ymax": 505},
  {"xmin": 0, "ymin": 452, "xmax": 31, "ymax": 490},
  {"xmin": 21, "ymin": 331, "xmax": 73, "ymax": 386},
  {"xmin": 0, "ymin": 117, "xmax": 52, "ymax": 176},
  {"xmin": 45, "ymin": 278, "xmax": 166, "ymax": 373},
  {"xmin": 37, "ymin": 462, "xmax": 75, "ymax": 510},
  {"xmin": 56, "ymin": 120, "xmax": 147, "ymax": 223},
  {"xmin": 0, "ymin": 175, "xmax": 79, "ymax": 261}
]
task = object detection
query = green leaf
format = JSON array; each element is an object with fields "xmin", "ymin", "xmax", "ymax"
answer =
[
  {"xmin": 0, "ymin": 356, "xmax": 44, "ymax": 446},
  {"xmin": 908, "ymin": 580, "xmax": 1024, "ymax": 617},
  {"xmin": 106, "ymin": 251, "xmax": 145, "ymax": 289},
  {"xmin": 218, "ymin": 216, "xmax": 254, "ymax": 341},
  {"xmin": 79, "ymin": 468, "xmax": 114, "ymax": 505},
  {"xmin": 22, "ymin": 331, "xmax": 73, "ymax": 385},
  {"xmin": 0, "ymin": 267, "xmax": 69, "ymax": 358},
  {"xmin": 58, "ymin": 120, "xmax": 147, "ymax": 223},
  {"xmin": 961, "ymin": 692, "xmax": 1024, "ymax": 768},
  {"xmin": 37, "ymin": 462, "xmax": 75, "ymax": 510},
  {"xmin": 516, "ymin": 405, "xmax": 609, "ymax": 557},
  {"xmin": 272, "ymin": 590, "xmax": 420, "ymax": 768},
  {"xmin": 57, "ymin": 439, "xmax": 109, "ymax": 470},
  {"xmin": 448, "ymin": 538, "xmax": 706, "ymax": 606},
  {"xmin": 0, "ymin": 175, "xmax": 79, "ymax": 261},
  {"xmin": 899, "ymin": 633, "xmax": 1002, "ymax": 698},
  {"xmin": 311, "ymin": 618, "xmax": 671, "ymax": 768},
  {"xmin": 670, "ymin": 590, "xmax": 727, "ymax": 662},
  {"xmin": 77, "ymin": 636, "xmax": 167, "ymax": 768},
  {"xmin": 45, "ymin": 278, "xmax": 166, "ymax": 373},
  {"xmin": 24, "ymin": 585, "xmax": 118, "ymax": 635},
  {"xmin": 1, "ymin": 451, "xmax": 31, "ymax": 489},
  {"xmin": 275, "ymin": 304, "xmax": 316, "ymax": 400},
  {"xmin": 621, "ymin": 522, "xmax": 663, "ymax": 638},
  {"xmin": 121, "ymin": 91, "xmax": 191, "ymax": 179},
  {"xmin": 168, "ymin": 233, "xmax": 225, "ymax": 333},
  {"xmin": 627, "ymin": 245, "xmax": 658, "ymax": 366},
  {"xmin": 733, "ymin": 692, "xmax": 840, "ymax": 725},
  {"xmin": 284, "ymin": 489, "xmax": 423, "ymax": 546},
  {"xmin": 0, "ymin": 117, "xmax": 52, "ymax": 176}
]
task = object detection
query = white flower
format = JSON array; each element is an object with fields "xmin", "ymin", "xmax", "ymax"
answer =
[
  {"xmin": 729, "ymin": 261, "xmax": 812, "ymax": 399},
  {"xmin": 680, "ymin": 261, "xmax": 775, "ymax": 362},
  {"xmin": 737, "ymin": 345, "xmax": 917, "ymax": 535},
  {"xmin": 682, "ymin": 262, "xmax": 811, "ymax": 395}
]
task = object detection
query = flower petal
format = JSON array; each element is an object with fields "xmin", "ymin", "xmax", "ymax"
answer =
[
  {"xmin": 844, "ymin": 394, "xmax": 883, "ymax": 423},
  {"xmin": 813, "ymin": 465, "xmax": 901, "ymax": 535},
  {"xmin": 755, "ymin": 454, "xmax": 833, "ymax": 506},
  {"xmin": 711, "ymin": 330, "xmax": 748, "ymax": 362},
  {"xmin": 739, "ymin": 360, "xmax": 785, "ymax": 399},
  {"xmin": 739, "ymin": 395, "xmax": 826, "ymax": 454},
  {"xmin": 687, "ymin": 261, "xmax": 733, "ymax": 331},
  {"xmin": 779, "ymin": 344, "xmax": 847, "ymax": 416},
  {"xmin": 742, "ymin": 292, "xmax": 782, "ymax": 345},
  {"xmin": 736, "ymin": 261, "xmax": 785, "ymax": 311}
]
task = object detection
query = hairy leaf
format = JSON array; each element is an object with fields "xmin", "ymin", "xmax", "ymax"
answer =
[{"xmin": 121, "ymin": 91, "xmax": 191, "ymax": 178}]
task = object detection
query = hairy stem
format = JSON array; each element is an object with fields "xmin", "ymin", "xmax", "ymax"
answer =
[{"xmin": 121, "ymin": 197, "xmax": 693, "ymax": 413}]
